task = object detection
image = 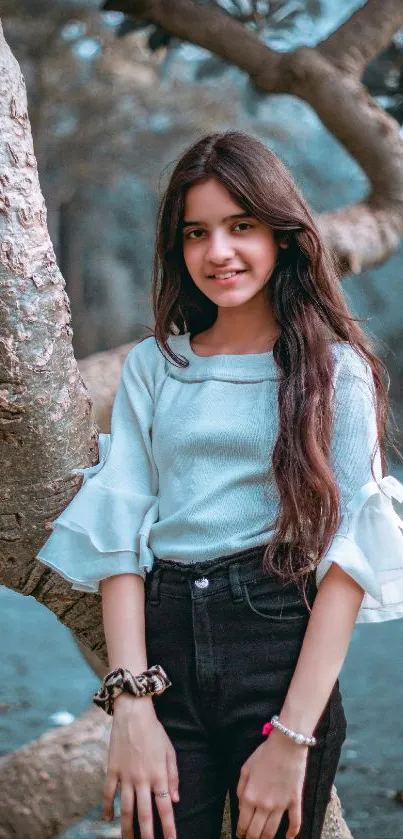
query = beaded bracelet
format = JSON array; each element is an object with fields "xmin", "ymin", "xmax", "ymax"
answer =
[
  {"xmin": 262, "ymin": 715, "xmax": 317, "ymax": 747},
  {"xmin": 93, "ymin": 664, "xmax": 171, "ymax": 716}
]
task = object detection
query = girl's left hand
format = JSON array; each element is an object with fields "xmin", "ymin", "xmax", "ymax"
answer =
[{"xmin": 236, "ymin": 730, "xmax": 309, "ymax": 839}]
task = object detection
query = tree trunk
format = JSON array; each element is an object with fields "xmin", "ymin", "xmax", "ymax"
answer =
[{"xmin": 0, "ymin": 20, "xmax": 104, "ymax": 657}]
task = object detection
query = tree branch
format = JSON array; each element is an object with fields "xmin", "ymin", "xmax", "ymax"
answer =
[
  {"xmin": 276, "ymin": 47, "xmax": 403, "ymax": 271},
  {"xmin": 102, "ymin": 0, "xmax": 285, "ymax": 89},
  {"xmin": 319, "ymin": 0, "xmax": 403, "ymax": 76},
  {"xmin": 103, "ymin": 0, "xmax": 403, "ymax": 273},
  {"xmin": 0, "ymin": 706, "xmax": 111, "ymax": 839}
]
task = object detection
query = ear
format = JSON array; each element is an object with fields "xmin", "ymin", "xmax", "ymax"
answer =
[{"xmin": 279, "ymin": 239, "xmax": 289, "ymax": 249}]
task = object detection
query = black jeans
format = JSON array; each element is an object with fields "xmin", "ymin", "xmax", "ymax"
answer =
[{"xmin": 135, "ymin": 545, "xmax": 347, "ymax": 839}]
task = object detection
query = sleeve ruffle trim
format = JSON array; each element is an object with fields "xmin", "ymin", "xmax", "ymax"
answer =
[
  {"xmin": 316, "ymin": 475, "xmax": 403, "ymax": 624},
  {"xmin": 36, "ymin": 434, "xmax": 158, "ymax": 594}
]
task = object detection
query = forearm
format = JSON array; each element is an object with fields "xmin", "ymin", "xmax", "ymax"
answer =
[
  {"xmin": 279, "ymin": 563, "xmax": 365, "ymax": 736},
  {"xmin": 101, "ymin": 573, "xmax": 147, "ymax": 673}
]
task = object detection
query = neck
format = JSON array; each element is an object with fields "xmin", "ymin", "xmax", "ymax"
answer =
[{"xmin": 209, "ymin": 297, "xmax": 279, "ymax": 351}]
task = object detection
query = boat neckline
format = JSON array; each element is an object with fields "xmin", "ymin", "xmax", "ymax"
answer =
[
  {"xmin": 164, "ymin": 332, "xmax": 277, "ymax": 382},
  {"xmin": 163, "ymin": 333, "xmax": 350, "ymax": 383}
]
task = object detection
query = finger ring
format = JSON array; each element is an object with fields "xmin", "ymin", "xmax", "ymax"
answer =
[{"xmin": 154, "ymin": 791, "xmax": 170, "ymax": 798}]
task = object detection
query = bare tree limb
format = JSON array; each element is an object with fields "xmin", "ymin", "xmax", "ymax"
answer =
[
  {"xmin": 103, "ymin": 0, "xmax": 403, "ymax": 272},
  {"xmin": 103, "ymin": 0, "xmax": 285, "ymax": 88},
  {"xmin": 0, "ymin": 706, "xmax": 111, "ymax": 839},
  {"xmin": 275, "ymin": 47, "xmax": 403, "ymax": 272},
  {"xmin": 319, "ymin": 0, "xmax": 403, "ymax": 75}
]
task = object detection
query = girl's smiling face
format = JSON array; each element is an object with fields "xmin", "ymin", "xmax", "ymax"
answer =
[{"xmin": 182, "ymin": 177, "xmax": 283, "ymax": 310}]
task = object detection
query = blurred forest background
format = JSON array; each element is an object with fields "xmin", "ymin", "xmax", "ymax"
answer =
[
  {"xmin": 2, "ymin": 1, "xmax": 403, "ymax": 426},
  {"xmin": 1, "ymin": 3, "xmax": 403, "ymax": 839}
]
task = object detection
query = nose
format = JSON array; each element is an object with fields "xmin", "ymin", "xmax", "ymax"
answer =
[{"xmin": 205, "ymin": 229, "xmax": 235, "ymax": 265}]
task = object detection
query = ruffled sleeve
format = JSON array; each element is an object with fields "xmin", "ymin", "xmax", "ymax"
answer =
[
  {"xmin": 35, "ymin": 339, "xmax": 159, "ymax": 594},
  {"xmin": 315, "ymin": 345, "xmax": 403, "ymax": 623}
]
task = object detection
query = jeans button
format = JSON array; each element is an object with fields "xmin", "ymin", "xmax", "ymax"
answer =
[{"xmin": 194, "ymin": 578, "xmax": 209, "ymax": 589}]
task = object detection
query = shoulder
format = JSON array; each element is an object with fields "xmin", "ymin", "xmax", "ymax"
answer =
[
  {"xmin": 123, "ymin": 335, "xmax": 166, "ymax": 391},
  {"xmin": 126, "ymin": 335, "xmax": 160, "ymax": 366}
]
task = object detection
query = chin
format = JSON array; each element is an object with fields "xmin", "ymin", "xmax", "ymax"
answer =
[
  {"xmin": 216, "ymin": 288, "xmax": 259, "ymax": 303},
  {"xmin": 215, "ymin": 298, "xmax": 248, "ymax": 308},
  {"xmin": 206, "ymin": 293, "xmax": 246, "ymax": 307}
]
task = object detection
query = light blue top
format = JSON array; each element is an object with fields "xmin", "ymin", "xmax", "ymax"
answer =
[{"xmin": 36, "ymin": 332, "xmax": 403, "ymax": 623}]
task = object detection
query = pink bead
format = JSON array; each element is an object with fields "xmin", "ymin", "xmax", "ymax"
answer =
[{"xmin": 262, "ymin": 722, "xmax": 274, "ymax": 736}]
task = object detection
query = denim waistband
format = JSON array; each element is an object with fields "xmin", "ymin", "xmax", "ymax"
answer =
[{"xmin": 148, "ymin": 544, "xmax": 317, "ymax": 604}]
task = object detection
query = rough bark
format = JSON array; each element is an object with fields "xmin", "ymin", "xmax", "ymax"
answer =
[
  {"xmin": 104, "ymin": 0, "xmax": 403, "ymax": 274},
  {"xmin": 0, "ymin": 21, "xmax": 107, "ymax": 658}
]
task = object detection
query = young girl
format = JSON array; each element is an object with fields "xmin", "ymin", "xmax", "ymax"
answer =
[{"xmin": 37, "ymin": 131, "xmax": 403, "ymax": 839}]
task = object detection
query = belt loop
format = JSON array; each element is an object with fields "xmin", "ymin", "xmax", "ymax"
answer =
[
  {"xmin": 229, "ymin": 561, "xmax": 244, "ymax": 603},
  {"xmin": 149, "ymin": 567, "xmax": 162, "ymax": 605}
]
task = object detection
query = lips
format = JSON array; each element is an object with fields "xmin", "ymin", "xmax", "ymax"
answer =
[{"xmin": 207, "ymin": 270, "xmax": 246, "ymax": 279}]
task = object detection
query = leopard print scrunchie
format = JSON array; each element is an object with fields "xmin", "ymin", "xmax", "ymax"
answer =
[{"xmin": 93, "ymin": 664, "xmax": 172, "ymax": 715}]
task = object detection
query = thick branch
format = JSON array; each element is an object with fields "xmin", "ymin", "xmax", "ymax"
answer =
[
  {"xmin": 104, "ymin": 0, "xmax": 403, "ymax": 273},
  {"xmin": 103, "ymin": 0, "xmax": 285, "ymax": 89},
  {"xmin": 0, "ymin": 706, "xmax": 111, "ymax": 839},
  {"xmin": 319, "ymin": 0, "xmax": 403, "ymax": 75},
  {"xmin": 276, "ymin": 47, "xmax": 403, "ymax": 272}
]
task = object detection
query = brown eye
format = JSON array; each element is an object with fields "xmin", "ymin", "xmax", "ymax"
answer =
[
  {"xmin": 234, "ymin": 223, "xmax": 253, "ymax": 232},
  {"xmin": 185, "ymin": 229, "xmax": 204, "ymax": 240}
]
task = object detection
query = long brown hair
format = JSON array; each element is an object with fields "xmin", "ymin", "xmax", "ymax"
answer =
[{"xmin": 151, "ymin": 130, "xmax": 395, "ymax": 595}]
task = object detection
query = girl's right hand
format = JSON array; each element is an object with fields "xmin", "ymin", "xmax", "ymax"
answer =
[{"xmin": 103, "ymin": 694, "xmax": 179, "ymax": 839}]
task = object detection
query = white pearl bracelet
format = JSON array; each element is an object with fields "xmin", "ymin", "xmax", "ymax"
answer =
[{"xmin": 271, "ymin": 715, "xmax": 317, "ymax": 747}]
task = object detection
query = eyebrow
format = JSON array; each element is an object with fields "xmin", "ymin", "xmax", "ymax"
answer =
[{"xmin": 182, "ymin": 212, "xmax": 252, "ymax": 229}]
